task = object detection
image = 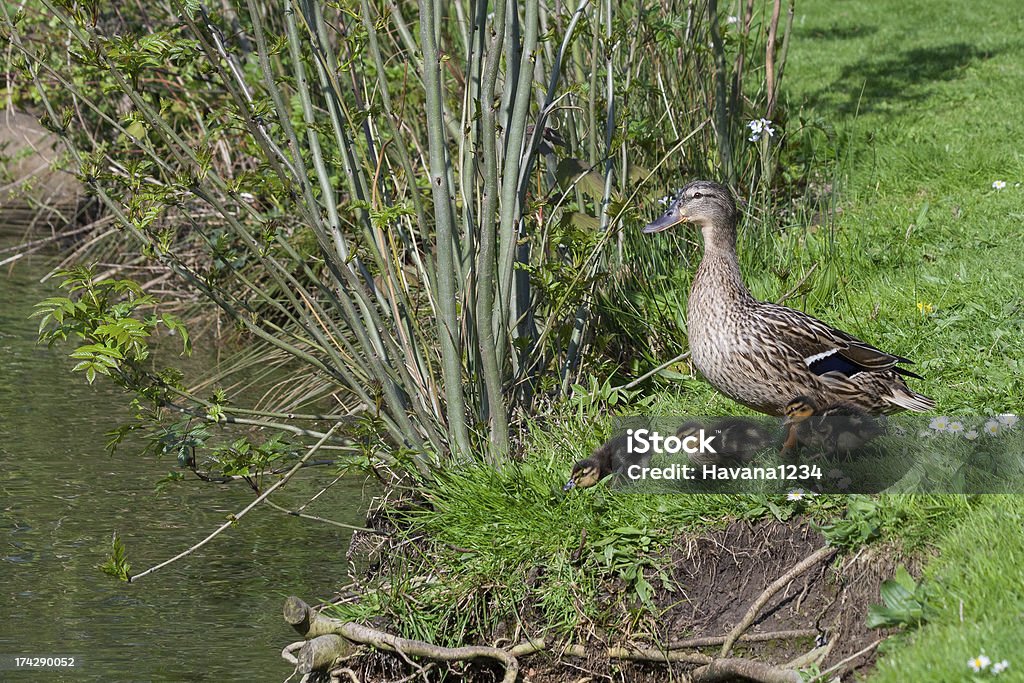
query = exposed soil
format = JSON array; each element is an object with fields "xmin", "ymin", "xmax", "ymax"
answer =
[
  {"xmin": 334, "ymin": 517, "xmax": 914, "ymax": 682},
  {"xmin": 519, "ymin": 519, "xmax": 908, "ymax": 682}
]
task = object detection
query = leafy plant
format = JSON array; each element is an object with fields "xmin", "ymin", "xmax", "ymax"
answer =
[
  {"xmin": 99, "ymin": 533, "xmax": 132, "ymax": 582},
  {"xmin": 867, "ymin": 565, "xmax": 932, "ymax": 629}
]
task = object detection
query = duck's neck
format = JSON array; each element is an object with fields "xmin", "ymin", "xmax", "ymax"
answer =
[{"xmin": 692, "ymin": 223, "xmax": 753, "ymax": 306}]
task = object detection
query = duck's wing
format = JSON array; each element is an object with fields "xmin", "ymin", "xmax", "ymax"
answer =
[{"xmin": 755, "ymin": 302, "xmax": 923, "ymax": 380}]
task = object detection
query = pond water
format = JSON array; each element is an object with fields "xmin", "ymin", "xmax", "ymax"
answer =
[{"xmin": 0, "ymin": 230, "xmax": 372, "ymax": 681}]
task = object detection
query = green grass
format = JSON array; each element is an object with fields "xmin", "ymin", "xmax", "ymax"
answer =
[
  {"xmin": 869, "ymin": 497, "xmax": 1024, "ymax": 681},
  {"xmin": 784, "ymin": 0, "xmax": 1024, "ymax": 678}
]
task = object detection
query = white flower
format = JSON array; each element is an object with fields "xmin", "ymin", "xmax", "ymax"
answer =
[
  {"xmin": 992, "ymin": 660, "xmax": 1010, "ymax": 674},
  {"xmin": 727, "ymin": 15, "xmax": 739, "ymax": 24},
  {"xmin": 947, "ymin": 421, "xmax": 965, "ymax": 434},
  {"xmin": 787, "ymin": 489, "xmax": 805, "ymax": 501},
  {"xmin": 992, "ymin": 180, "xmax": 1007, "ymax": 190},
  {"xmin": 747, "ymin": 118, "xmax": 775, "ymax": 142},
  {"xmin": 969, "ymin": 654, "xmax": 992, "ymax": 672},
  {"xmin": 997, "ymin": 414, "xmax": 1019, "ymax": 429},
  {"xmin": 963, "ymin": 430, "xmax": 979, "ymax": 441},
  {"xmin": 984, "ymin": 420, "xmax": 1001, "ymax": 436},
  {"xmin": 658, "ymin": 195, "xmax": 672, "ymax": 206},
  {"xmin": 918, "ymin": 429, "xmax": 934, "ymax": 438},
  {"xmin": 929, "ymin": 416, "xmax": 950, "ymax": 432}
]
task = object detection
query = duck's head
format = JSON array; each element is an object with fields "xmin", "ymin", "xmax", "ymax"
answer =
[
  {"xmin": 564, "ymin": 457, "xmax": 603, "ymax": 491},
  {"xmin": 642, "ymin": 180, "xmax": 737, "ymax": 236},
  {"xmin": 783, "ymin": 396, "xmax": 818, "ymax": 425}
]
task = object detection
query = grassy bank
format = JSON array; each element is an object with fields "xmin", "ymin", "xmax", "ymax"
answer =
[
  {"xmin": 329, "ymin": 0, "xmax": 1024, "ymax": 680},
  {"xmin": 785, "ymin": 0, "xmax": 1024, "ymax": 678}
]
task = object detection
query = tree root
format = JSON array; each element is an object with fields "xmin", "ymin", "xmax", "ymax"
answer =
[
  {"xmin": 719, "ymin": 544, "xmax": 837, "ymax": 657},
  {"xmin": 285, "ymin": 557, "xmax": 835, "ymax": 683},
  {"xmin": 691, "ymin": 657, "xmax": 803, "ymax": 683},
  {"xmin": 284, "ymin": 596, "xmax": 518, "ymax": 683}
]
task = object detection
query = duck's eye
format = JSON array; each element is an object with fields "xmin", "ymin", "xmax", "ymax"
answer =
[{"xmin": 692, "ymin": 191, "xmax": 703, "ymax": 199}]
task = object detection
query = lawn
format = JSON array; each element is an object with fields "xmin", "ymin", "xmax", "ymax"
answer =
[{"xmin": 784, "ymin": 0, "xmax": 1024, "ymax": 678}]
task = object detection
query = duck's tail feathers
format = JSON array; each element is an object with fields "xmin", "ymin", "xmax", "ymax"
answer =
[{"xmin": 887, "ymin": 390, "xmax": 936, "ymax": 413}]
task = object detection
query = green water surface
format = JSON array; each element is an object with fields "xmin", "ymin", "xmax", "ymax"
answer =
[{"xmin": 0, "ymin": 231, "xmax": 370, "ymax": 681}]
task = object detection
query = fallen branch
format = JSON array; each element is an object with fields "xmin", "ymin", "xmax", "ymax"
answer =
[
  {"xmin": 283, "ymin": 594, "xmax": 828, "ymax": 681},
  {"xmin": 562, "ymin": 643, "xmax": 712, "ymax": 664},
  {"xmin": 668, "ymin": 629, "xmax": 816, "ymax": 650},
  {"xmin": 720, "ymin": 545, "xmax": 836, "ymax": 657}
]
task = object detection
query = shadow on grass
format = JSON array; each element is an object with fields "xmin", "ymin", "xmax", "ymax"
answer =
[
  {"xmin": 804, "ymin": 24, "xmax": 879, "ymax": 41},
  {"xmin": 806, "ymin": 42, "xmax": 997, "ymax": 115}
]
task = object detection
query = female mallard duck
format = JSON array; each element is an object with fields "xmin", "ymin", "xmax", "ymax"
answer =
[
  {"xmin": 782, "ymin": 395, "xmax": 884, "ymax": 458},
  {"xmin": 677, "ymin": 418, "xmax": 774, "ymax": 466},
  {"xmin": 643, "ymin": 180, "xmax": 934, "ymax": 416},
  {"xmin": 564, "ymin": 434, "xmax": 649, "ymax": 490}
]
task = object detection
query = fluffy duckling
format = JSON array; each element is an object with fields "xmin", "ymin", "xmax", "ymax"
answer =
[
  {"xmin": 564, "ymin": 434, "xmax": 647, "ymax": 490},
  {"xmin": 677, "ymin": 418, "xmax": 774, "ymax": 466},
  {"xmin": 782, "ymin": 395, "xmax": 884, "ymax": 458}
]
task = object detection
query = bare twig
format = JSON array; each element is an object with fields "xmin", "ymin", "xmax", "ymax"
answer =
[
  {"xmin": 129, "ymin": 425, "xmax": 340, "ymax": 582},
  {"xmin": 809, "ymin": 638, "xmax": 882, "ymax": 682},
  {"xmin": 774, "ymin": 263, "xmax": 819, "ymax": 305}
]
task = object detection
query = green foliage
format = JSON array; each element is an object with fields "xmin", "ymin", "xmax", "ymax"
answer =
[
  {"xmin": 591, "ymin": 526, "xmax": 670, "ymax": 611},
  {"xmin": 99, "ymin": 533, "xmax": 131, "ymax": 581},
  {"xmin": 817, "ymin": 495, "xmax": 885, "ymax": 548},
  {"xmin": 3, "ymin": 0, "xmax": 801, "ymax": 470},
  {"xmin": 866, "ymin": 565, "xmax": 933, "ymax": 629},
  {"xmin": 33, "ymin": 267, "xmax": 189, "ymax": 384}
]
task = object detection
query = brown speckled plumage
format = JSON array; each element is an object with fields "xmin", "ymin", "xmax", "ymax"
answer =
[{"xmin": 643, "ymin": 180, "xmax": 934, "ymax": 416}]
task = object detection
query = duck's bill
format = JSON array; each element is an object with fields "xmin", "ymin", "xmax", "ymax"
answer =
[
  {"xmin": 642, "ymin": 211, "xmax": 687, "ymax": 233},
  {"xmin": 563, "ymin": 479, "xmax": 577, "ymax": 491}
]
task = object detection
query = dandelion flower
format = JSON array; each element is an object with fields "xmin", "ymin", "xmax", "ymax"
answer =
[
  {"xmin": 787, "ymin": 489, "xmax": 805, "ymax": 501},
  {"xmin": 929, "ymin": 416, "xmax": 950, "ymax": 432},
  {"xmin": 992, "ymin": 180, "xmax": 1007, "ymax": 190},
  {"xmin": 997, "ymin": 414, "xmax": 1019, "ymax": 429},
  {"xmin": 969, "ymin": 654, "xmax": 991, "ymax": 672},
  {"xmin": 963, "ymin": 430, "xmax": 979, "ymax": 440},
  {"xmin": 916, "ymin": 301, "xmax": 934, "ymax": 315},
  {"xmin": 992, "ymin": 660, "xmax": 1010, "ymax": 674},
  {"xmin": 984, "ymin": 420, "xmax": 1001, "ymax": 436},
  {"xmin": 947, "ymin": 421, "xmax": 965, "ymax": 435}
]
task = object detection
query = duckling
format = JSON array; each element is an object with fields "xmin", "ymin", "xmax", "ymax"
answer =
[
  {"xmin": 677, "ymin": 418, "xmax": 776, "ymax": 466},
  {"xmin": 782, "ymin": 395, "xmax": 884, "ymax": 459},
  {"xmin": 564, "ymin": 433, "xmax": 647, "ymax": 490},
  {"xmin": 643, "ymin": 180, "xmax": 934, "ymax": 416}
]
